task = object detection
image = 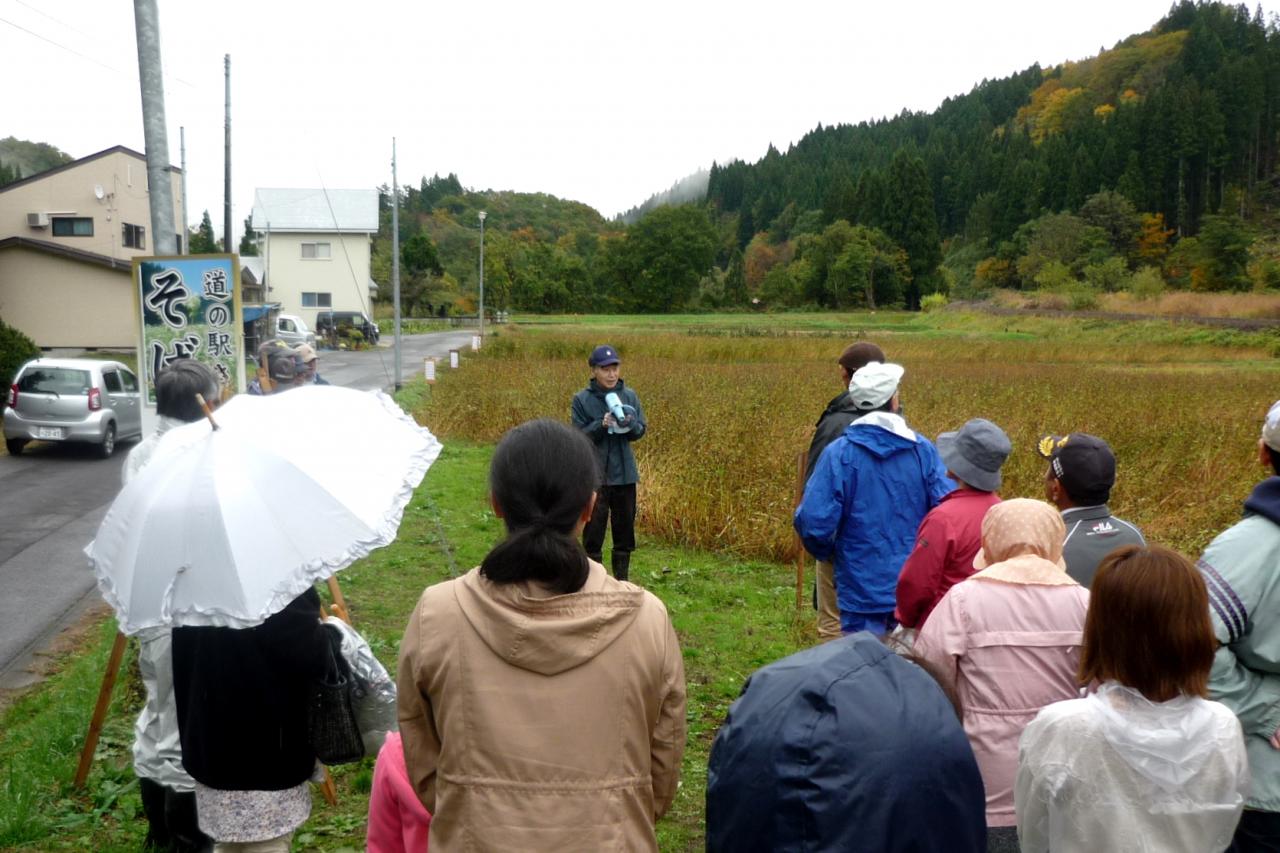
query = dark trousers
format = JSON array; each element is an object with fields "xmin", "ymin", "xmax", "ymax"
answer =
[
  {"xmin": 583, "ymin": 484, "xmax": 637, "ymax": 579},
  {"xmin": 139, "ymin": 777, "xmax": 212, "ymax": 853},
  {"xmin": 1229, "ymin": 810, "xmax": 1280, "ymax": 853}
]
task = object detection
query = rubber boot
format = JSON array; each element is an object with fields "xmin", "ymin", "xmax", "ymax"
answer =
[{"xmin": 612, "ymin": 552, "xmax": 631, "ymax": 582}]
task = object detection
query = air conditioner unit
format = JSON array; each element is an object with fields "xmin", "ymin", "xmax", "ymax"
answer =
[{"xmin": 27, "ymin": 212, "xmax": 49, "ymax": 228}]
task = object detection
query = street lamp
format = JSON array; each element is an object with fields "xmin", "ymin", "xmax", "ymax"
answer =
[{"xmin": 477, "ymin": 210, "xmax": 486, "ymax": 342}]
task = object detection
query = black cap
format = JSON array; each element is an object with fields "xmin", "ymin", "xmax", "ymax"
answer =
[
  {"xmin": 588, "ymin": 345, "xmax": 620, "ymax": 367},
  {"xmin": 1037, "ymin": 433, "xmax": 1116, "ymax": 504}
]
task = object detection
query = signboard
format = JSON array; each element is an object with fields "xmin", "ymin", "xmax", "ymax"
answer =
[{"xmin": 134, "ymin": 254, "xmax": 244, "ymax": 403}]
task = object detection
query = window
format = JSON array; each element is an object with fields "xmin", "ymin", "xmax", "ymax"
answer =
[
  {"xmin": 102, "ymin": 371, "xmax": 122, "ymax": 393},
  {"xmin": 18, "ymin": 367, "xmax": 90, "ymax": 394},
  {"xmin": 301, "ymin": 292, "xmax": 332, "ymax": 308},
  {"xmin": 123, "ymin": 223, "xmax": 146, "ymax": 249},
  {"xmin": 301, "ymin": 242, "xmax": 331, "ymax": 259},
  {"xmin": 119, "ymin": 369, "xmax": 138, "ymax": 392},
  {"xmin": 279, "ymin": 318, "xmax": 296, "ymax": 332},
  {"xmin": 52, "ymin": 217, "xmax": 93, "ymax": 237}
]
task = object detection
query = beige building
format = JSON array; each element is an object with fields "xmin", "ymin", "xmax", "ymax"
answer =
[
  {"xmin": 0, "ymin": 146, "xmax": 183, "ymax": 347},
  {"xmin": 249, "ymin": 188, "xmax": 378, "ymax": 328}
]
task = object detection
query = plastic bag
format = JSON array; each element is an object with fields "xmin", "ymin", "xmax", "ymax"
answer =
[{"xmin": 323, "ymin": 616, "xmax": 398, "ymax": 755}]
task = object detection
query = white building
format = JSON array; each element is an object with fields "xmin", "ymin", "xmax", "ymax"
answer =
[{"xmin": 249, "ymin": 188, "xmax": 378, "ymax": 328}]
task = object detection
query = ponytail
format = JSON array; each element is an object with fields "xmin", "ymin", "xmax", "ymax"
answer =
[{"xmin": 480, "ymin": 419, "xmax": 599, "ymax": 594}]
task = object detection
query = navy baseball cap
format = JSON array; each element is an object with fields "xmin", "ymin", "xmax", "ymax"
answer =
[
  {"xmin": 1037, "ymin": 432, "xmax": 1116, "ymax": 504},
  {"xmin": 589, "ymin": 345, "xmax": 620, "ymax": 367}
]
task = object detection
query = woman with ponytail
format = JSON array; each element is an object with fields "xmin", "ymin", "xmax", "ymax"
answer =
[{"xmin": 396, "ymin": 419, "xmax": 686, "ymax": 852}]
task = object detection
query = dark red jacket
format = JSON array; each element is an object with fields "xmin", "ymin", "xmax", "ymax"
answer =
[{"xmin": 895, "ymin": 489, "xmax": 1001, "ymax": 629}]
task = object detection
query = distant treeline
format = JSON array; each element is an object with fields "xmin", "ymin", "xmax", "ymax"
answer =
[
  {"xmin": 373, "ymin": 1, "xmax": 1280, "ymax": 315},
  {"xmin": 705, "ymin": 1, "xmax": 1280, "ymax": 307}
]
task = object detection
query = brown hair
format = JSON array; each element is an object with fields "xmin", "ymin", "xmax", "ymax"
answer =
[
  {"xmin": 1078, "ymin": 544, "xmax": 1215, "ymax": 702},
  {"xmin": 838, "ymin": 342, "xmax": 886, "ymax": 377}
]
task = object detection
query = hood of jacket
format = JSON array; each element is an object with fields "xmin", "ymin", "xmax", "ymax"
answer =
[
  {"xmin": 452, "ymin": 560, "xmax": 645, "ymax": 676},
  {"xmin": 1090, "ymin": 682, "xmax": 1225, "ymax": 791},
  {"xmin": 844, "ymin": 413, "xmax": 919, "ymax": 458},
  {"xmin": 1245, "ymin": 476, "xmax": 1280, "ymax": 526},
  {"xmin": 707, "ymin": 633, "xmax": 985, "ymax": 852}
]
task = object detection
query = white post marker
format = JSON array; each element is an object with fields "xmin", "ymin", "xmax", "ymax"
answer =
[
  {"xmin": 471, "ymin": 334, "xmax": 481, "ymax": 351},
  {"xmin": 424, "ymin": 358, "xmax": 436, "ymax": 383},
  {"xmin": 450, "ymin": 350, "xmax": 460, "ymax": 369}
]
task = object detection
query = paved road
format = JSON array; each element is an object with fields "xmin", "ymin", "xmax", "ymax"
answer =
[
  {"xmin": 0, "ymin": 331, "xmax": 474, "ymax": 687},
  {"xmin": 317, "ymin": 331, "xmax": 477, "ymax": 390}
]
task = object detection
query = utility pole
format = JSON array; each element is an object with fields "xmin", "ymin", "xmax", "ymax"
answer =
[
  {"xmin": 179, "ymin": 126, "xmax": 188, "ymax": 254},
  {"xmin": 478, "ymin": 210, "xmax": 486, "ymax": 341},
  {"xmin": 132, "ymin": 0, "xmax": 176, "ymax": 256},
  {"xmin": 224, "ymin": 54, "xmax": 232, "ymax": 254},
  {"xmin": 391, "ymin": 138, "xmax": 401, "ymax": 391}
]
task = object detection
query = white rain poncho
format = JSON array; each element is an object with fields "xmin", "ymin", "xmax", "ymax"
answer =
[{"xmin": 1015, "ymin": 682, "xmax": 1249, "ymax": 852}]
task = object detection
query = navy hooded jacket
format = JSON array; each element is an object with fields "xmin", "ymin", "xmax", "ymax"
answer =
[{"xmin": 706, "ymin": 633, "xmax": 986, "ymax": 852}]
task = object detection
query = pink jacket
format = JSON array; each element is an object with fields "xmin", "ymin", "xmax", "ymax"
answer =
[
  {"xmin": 917, "ymin": 575, "xmax": 1088, "ymax": 826},
  {"xmin": 367, "ymin": 732, "xmax": 431, "ymax": 853}
]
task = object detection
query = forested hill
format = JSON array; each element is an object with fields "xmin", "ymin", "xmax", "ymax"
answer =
[
  {"xmin": 705, "ymin": 0, "xmax": 1280, "ymax": 306},
  {"xmin": 0, "ymin": 137, "xmax": 73, "ymax": 187},
  {"xmin": 372, "ymin": 173, "xmax": 619, "ymax": 315},
  {"xmin": 617, "ymin": 169, "xmax": 710, "ymax": 224}
]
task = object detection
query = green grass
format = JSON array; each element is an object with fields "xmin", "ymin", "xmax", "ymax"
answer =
[{"xmin": 0, "ymin": 403, "xmax": 809, "ymax": 851}]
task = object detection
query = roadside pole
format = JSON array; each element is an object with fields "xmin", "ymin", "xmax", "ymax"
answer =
[{"xmin": 392, "ymin": 138, "xmax": 402, "ymax": 391}]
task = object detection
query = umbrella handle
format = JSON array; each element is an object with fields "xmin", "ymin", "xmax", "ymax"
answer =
[{"xmin": 194, "ymin": 394, "xmax": 220, "ymax": 431}]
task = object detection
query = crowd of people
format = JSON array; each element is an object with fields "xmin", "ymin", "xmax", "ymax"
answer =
[{"xmin": 123, "ymin": 339, "xmax": 1280, "ymax": 852}]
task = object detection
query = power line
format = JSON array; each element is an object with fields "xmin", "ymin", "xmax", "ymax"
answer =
[
  {"xmin": 1, "ymin": 8, "xmax": 207, "ymax": 93},
  {"xmin": 0, "ymin": 15, "xmax": 126, "ymax": 76}
]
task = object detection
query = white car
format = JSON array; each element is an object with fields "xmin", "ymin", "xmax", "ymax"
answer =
[
  {"xmin": 4, "ymin": 358, "xmax": 143, "ymax": 458},
  {"xmin": 275, "ymin": 314, "xmax": 316, "ymax": 347}
]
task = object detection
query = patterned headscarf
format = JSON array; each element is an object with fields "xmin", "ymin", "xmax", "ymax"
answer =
[{"xmin": 972, "ymin": 498, "xmax": 1073, "ymax": 586}]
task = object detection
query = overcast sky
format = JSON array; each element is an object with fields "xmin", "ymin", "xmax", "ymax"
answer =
[{"xmin": 4, "ymin": 0, "xmax": 1273, "ymax": 239}]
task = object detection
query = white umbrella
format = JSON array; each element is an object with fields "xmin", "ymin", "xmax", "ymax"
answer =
[{"xmin": 86, "ymin": 385, "xmax": 442, "ymax": 634}]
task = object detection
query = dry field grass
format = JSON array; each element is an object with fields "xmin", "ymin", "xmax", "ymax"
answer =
[{"xmin": 417, "ymin": 312, "xmax": 1280, "ymax": 560}]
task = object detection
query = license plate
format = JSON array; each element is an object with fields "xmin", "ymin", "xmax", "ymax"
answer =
[{"xmin": 34, "ymin": 427, "xmax": 64, "ymax": 440}]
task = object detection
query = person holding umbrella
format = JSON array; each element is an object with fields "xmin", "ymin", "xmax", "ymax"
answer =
[{"xmin": 86, "ymin": 385, "xmax": 443, "ymax": 852}]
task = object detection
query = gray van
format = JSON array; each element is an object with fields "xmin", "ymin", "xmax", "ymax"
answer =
[{"xmin": 4, "ymin": 358, "xmax": 143, "ymax": 457}]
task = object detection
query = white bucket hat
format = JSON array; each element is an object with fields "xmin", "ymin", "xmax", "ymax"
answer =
[{"xmin": 1263, "ymin": 400, "xmax": 1280, "ymax": 452}]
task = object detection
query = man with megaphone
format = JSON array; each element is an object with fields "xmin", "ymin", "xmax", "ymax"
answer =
[{"xmin": 571, "ymin": 344, "xmax": 647, "ymax": 581}]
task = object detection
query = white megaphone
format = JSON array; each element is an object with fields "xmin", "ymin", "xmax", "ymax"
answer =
[{"xmin": 604, "ymin": 391, "xmax": 637, "ymax": 434}]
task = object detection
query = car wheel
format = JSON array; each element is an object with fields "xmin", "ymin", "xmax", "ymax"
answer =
[
  {"xmin": 98, "ymin": 423, "xmax": 116, "ymax": 459},
  {"xmin": 4, "ymin": 438, "xmax": 25, "ymax": 456}
]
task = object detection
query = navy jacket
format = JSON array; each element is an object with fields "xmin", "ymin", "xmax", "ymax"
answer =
[
  {"xmin": 571, "ymin": 378, "xmax": 646, "ymax": 486},
  {"xmin": 706, "ymin": 633, "xmax": 987, "ymax": 852},
  {"xmin": 804, "ymin": 390, "xmax": 862, "ymax": 482}
]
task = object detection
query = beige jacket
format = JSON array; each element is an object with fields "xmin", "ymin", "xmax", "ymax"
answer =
[{"xmin": 397, "ymin": 561, "xmax": 687, "ymax": 852}]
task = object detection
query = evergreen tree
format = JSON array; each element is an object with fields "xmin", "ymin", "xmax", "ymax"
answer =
[
  {"xmin": 883, "ymin": 151, "xmax": 942, "ymax": 306},
  {"xmin": 188, "ymin": 211, "xmax": 219, "ymax": 254},
  {"xmin": 238, "ymin": 216, "xmax": 258, "ymax": 256}
]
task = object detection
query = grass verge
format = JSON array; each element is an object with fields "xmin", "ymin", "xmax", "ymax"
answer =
[{"xmin": 0, "ymin": 402, "xmax": 810, "ymax": 851}]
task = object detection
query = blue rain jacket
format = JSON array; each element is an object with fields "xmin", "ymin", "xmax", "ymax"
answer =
[
  {"xmin": 794, "ymin": 418, "xmax": 953, "ymax": 614},
  {"xmin": 706, "ymin": 633, "xmax": 987, "ymax": 852}
]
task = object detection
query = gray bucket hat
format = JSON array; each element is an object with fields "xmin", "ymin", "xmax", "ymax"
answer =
[{"xmin": 936, "ymin": 418, "xmax": 1012, "ymax": 492}]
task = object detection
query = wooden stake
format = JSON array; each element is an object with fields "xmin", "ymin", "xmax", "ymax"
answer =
[
  {"xmin": 74, "ymin": 630, "xmax": 128, "ymax": 788},
  {"xmin": 326, "ymin": 576, "xmax": 351, "ymax": 626},
  {"xmin": 793, "ymin": 451, "xmax": 807, "ymax": 612}
]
